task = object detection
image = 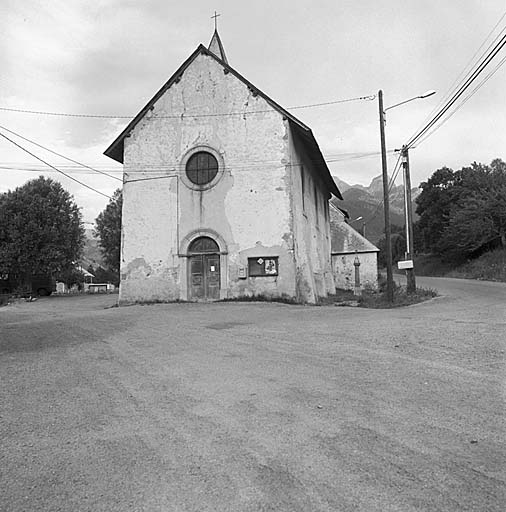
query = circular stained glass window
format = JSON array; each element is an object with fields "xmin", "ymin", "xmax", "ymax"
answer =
[{"xmin": 185, "ymin": 151, "xmax": 219, "ymax": 186}]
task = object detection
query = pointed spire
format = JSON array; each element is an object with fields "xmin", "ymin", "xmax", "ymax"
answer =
[{"xmin": 208, "ymin": 29, "xmax": 228, "ymax": 64}]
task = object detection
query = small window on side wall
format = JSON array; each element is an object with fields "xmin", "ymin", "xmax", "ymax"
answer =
[{"xmin": 248, "ymin": 257, "xmax": 279, "ymax": 277}]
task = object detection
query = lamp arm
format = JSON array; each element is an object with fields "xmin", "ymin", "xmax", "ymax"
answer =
[{"xmin": 384, "ymin": 96, "xmax": 420, "ymax": 112}]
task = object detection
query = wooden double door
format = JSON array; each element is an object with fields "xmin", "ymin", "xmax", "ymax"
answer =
[{"xmin": 188, "ymin": 237, "xmax": 220, "ymax": 300}]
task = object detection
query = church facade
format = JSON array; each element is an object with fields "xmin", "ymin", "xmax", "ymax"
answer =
[{"xmin": 105, "ymin": 31, "xmax": 343, "ymax": 304}]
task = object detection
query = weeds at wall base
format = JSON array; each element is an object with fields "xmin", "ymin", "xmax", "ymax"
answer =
[{"xmin": 219, "ymin": 293, "xmax": 300, "ymax": 305}]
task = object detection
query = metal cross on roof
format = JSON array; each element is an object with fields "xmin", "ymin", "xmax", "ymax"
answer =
[{"xmin": 211, "ymin": 11, "xmax": 221, "ymax": 30}]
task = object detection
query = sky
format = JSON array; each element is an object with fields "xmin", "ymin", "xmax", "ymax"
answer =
[{"xmin": 1, "ymin": 0, "xmax": 505, "ymax": 225}]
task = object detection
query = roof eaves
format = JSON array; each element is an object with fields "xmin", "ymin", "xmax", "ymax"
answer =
[
  {"xmin": 198, "ymin": 51, "xmax": 346, "ymax": 199},
  {"xmin": 203, "ymin": 47, "xmax": 310, "ymax": 132},
  {"xmin": 104, "ymin": 44, "xmax": 208, "ymax": 163},
  {"xmin": 331, "ymin": 248, "xmax": 380, "ymax": 255},
  {"xmin": 104, "ymin": 43, "xmax": 342, "ymax": 203},
  {"xmin": 289, "ymin": 122, "xmax": 342, "ymax": 199}
]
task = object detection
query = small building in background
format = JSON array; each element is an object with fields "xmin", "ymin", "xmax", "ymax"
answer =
[{"xmin": 330, "ymin": 205, "xmax": 379, "ymax": 291}]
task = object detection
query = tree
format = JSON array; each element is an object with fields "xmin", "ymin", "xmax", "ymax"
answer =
[
  {"xmin": 94, "ymin": 265, "xmax": 119, "ymax": 285},
  {"xmin": 58, "ymin": 267, "xmax": 86, "ymax": 288},
  {"xmin": 377, "ymin": 224, "xmax": 406, "ymax": 267},
  {"xmin": 437, "ymin": 194, "xmax": 497, "ymax": 261},
  {"xmin": 94, "ymin": 189, "xmax": 122, "ymax": 274},
  {"xmin": 415, "ymin": 159, "xmax": 506, "ymax": 262},
  {"xmin": 414, "ymin": 166, "xmax": 459, "ymax": 253},
  {"xmin": 0, "ymin": 177, "xmax": 85, "ymax": 281}
]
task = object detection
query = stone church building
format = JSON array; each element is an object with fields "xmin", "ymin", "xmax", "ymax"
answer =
[{"xmin": 105, "ymin": 30, "xmax": 347, "ymax": 304}]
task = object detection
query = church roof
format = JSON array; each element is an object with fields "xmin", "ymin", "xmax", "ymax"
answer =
[
  {"xmin": 208, "ymin": 29, "xmax": 228, "ymax": 64},
  {"xmin": 104, "ymin": 41, "xmax": 342, "ymax": 199},
  {"xmin": 330, "ymin": 218, "xmax": 379, "ymax": 254}
]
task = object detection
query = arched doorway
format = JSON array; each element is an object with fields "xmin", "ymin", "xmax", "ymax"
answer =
[{"xmin": 188, "ymin": 236, "xmax": 220, "ymax": 300}]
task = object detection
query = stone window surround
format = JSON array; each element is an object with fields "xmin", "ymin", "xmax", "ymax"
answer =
[{"xmin": 180, "ymin": 145, "xmax": 225, "ymax": 191}]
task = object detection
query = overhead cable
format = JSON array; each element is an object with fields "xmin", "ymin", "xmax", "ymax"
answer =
[
  {"xmin": 414, "ymin": 53, "xmax": 506, "ymax": 148},
  {"xmin": 0, "ymin": 124, "xmax": 122, "ymax": 182},
  {"xmin": 0, "ymin": 95, "xmax": 376, "ymax": 119},
  {"xmin": 405, "ymin": 28, "xmax": 506, "ymax": 149},
  {"xmin": 412, "ymin": 11, "xmax": 506, "ymax": 137},
  {"xmin": 361, "ymin": 152, "xmax": 403, "ymax": 226},
  {"xmin": 0, "ymin": 150, "xmax": 393, "ymax": 176},
  {"xmin": 0, "ymin": 131, "xmax": 112, "ymax": 199}
]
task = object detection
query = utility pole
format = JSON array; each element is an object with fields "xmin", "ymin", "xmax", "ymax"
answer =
[
  {"xmin": 378, "ymin": 90, "xmax": 394, "ymax": 303},
  {"xmin": 401, "ymin": 146, "xmax": 416, "ymax": 293}
]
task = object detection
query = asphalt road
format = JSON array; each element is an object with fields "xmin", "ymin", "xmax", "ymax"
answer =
[{"xmin": 1, "ymin": 278, "xmax": 505, "ymax": 511}]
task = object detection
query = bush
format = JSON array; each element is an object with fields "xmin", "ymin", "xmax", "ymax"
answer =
[
  {"xmin": 359, "ymin": 283, "xmax": 437, "ymax": 309},
  {"xmin": 220, "ymin": 293, "xmax": 299, "ymax": 305},
  {"xmin": 446, "ymin": 248, "xmax": 506, "ymax": 281}
]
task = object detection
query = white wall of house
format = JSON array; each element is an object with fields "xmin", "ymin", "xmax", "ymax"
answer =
[
  {"xmin": 287, "ymin": 129, "xmax": 335, "ymax": 302},
  {"xmin": 332, "ymin": 252, "xmax": 379, "ymax": 291},
  {"xmin": 329, "ymin": 204, "xmax": 379, "ymax": 292}
]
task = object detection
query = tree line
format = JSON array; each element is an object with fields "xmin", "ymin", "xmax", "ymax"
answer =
[
  {"xmin": 2, "ymin": 158, "xmax": 504, "ymax": 290},
  {"xmin": 377, "ymin": 158, "xmax": 506, "ymax": 266},
  {"xmin": 0, "ymin": 177, "xmax": 122, "ymax": 292},
  {"xmin": 415, "ymin": 158, "xmax": 506, "ymax": 262}
]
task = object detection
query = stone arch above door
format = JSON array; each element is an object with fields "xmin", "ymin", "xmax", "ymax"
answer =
[
  {"xmin": 179, "ymin": 229, "xmax": 228, "ymax": 256},
  {"xmin": 179, "ymin": 229, "xmax": 228, "ymax": 301},
  {"xmin": 188, "ymin": 236, "xmax": 219, "ymax": 254}
]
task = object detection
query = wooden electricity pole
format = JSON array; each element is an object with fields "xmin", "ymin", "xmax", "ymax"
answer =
[
  {"xmin": 402, "ymin": 146, "xmax": 416, "ymax": 293},
  {"xmin": 378, "ymin": 90, "xmax": 394, "ymax": 303}
]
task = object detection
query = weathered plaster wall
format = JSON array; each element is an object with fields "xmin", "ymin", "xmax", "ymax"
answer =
[
  {"xmin": 120, "ymin": 53, "xmax": 296, "ymax": 303},
  {"xmin": 287, "ymin": 128, "xmax": 335, "ymax": 302},
  {"xmin": 332, "ymin": 252, "xmax": 379, "ymax": 291},
  {"xmin": 119, "ymin": 175, "xmax": 179, "ymax": 302}
]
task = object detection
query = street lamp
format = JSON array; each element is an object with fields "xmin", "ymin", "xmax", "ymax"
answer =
[
  {"xmin": 384, "ymin": 90, "xmax": 436, "ymax": 112},
  {"xmin": 378, "ymin": 89, "xmax": 436, "ymax": 301}
]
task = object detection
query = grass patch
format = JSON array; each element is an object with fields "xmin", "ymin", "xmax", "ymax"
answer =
[
  {"xmin": 413, "ymin": 248, "xmax": 506, "ymax": 282},
  {"xmin": 116, "ymin": 287, "xmax": 437, "ymax": 309},
  {"xmin": 320, "ymin": 283, "xmax": 437, "ymax": 308},
  {"xmin": 358, "ymin": 283, "xmax": 438, "ymax": 309},
  {"xmin": 411, "ymin": 254, "xmax": 455, "ymax": 277},
  {"xmin": 446, "ymin": 248, "xmax": 506, "ymax": 281},
  {"xmin": 317, "ymin": 289, "xmax": 357, "ymax": 305},
  {"xmin": 220, "ymin": 293, "xmax": 299, "ymax": 305},
  {"xmin": 222, "ymin": 286, "xmax": 437, "ymax": 309}
]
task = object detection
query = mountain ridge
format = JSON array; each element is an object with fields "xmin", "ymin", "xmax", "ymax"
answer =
[{"xmin": 332, "ymin": 174, "xmax": 420, "ymax": 243}]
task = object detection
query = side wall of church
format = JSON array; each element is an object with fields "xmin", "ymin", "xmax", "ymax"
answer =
[
  {"xmin": 287, "ymin": 129, "xmax": 336, "ymax": 302},
  {"xmin": 119, "ymin": 52, "xmax": 298, "ymax": 303}
]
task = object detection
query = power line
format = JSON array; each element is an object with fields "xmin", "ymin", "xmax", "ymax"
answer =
[
  {"xmin": 0, "ymin": 95, "xmax": 376, "ymax": 119},
  {"xmin": 0, "ymin": 131, "xmax": 112, "ymax": 199},
  {"xmin": 117, "ymin": 153, "xmax": 396, "ymax": 184},
  {"xmin": 406, "ymin": 25, "xmax": 506, "ymax": 149},
  {"xmin": 0, "ymin": 124, "xmax": 122, "ymax": 182},
  {"xmin": 360, "ymin": 152, "xmax": 403, "ymax": 226},
  {"xmin": 414, "ymin": 52, "xmax": 506, "ymax": 148},
  {"xmin": 407, "ymin": 31, "xmax": 506, "ymax": 147},
  {"xmin": 0, "ymin": 150, "xmax": 377, "ymax": 170},
  {"xmin": 412, "ymin": 11, "xmax": 506, "ymax": 138},
  {"xmin": 0, "ymin": 150, "xmax": 392, "ymax": 175}
]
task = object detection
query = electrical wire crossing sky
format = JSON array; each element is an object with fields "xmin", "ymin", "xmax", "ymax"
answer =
[{"xmin": 1, "ymin": 1, "xmax": 505, "ymax": 222}]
